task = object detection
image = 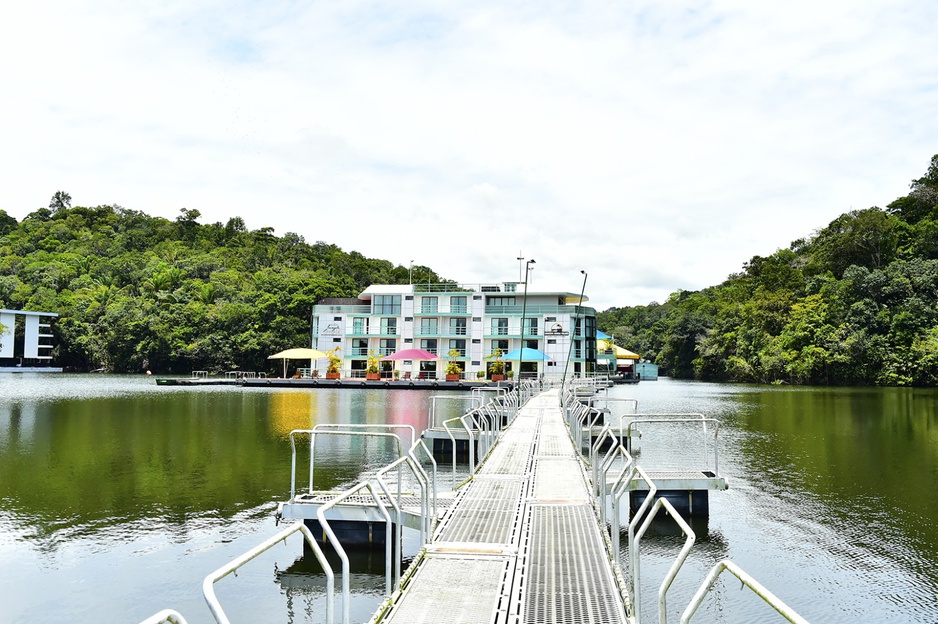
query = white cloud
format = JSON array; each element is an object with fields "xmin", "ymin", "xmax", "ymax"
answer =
[{"xmin": 2, "ymin": 0, "xmax": 937, "ymax": 310}]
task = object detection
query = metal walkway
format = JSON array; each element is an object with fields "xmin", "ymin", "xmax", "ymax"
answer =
[
  {"xmin": 141, "ymin": 381, "xmax": 811, "ymax": 624},
  {"xmin": 371, "ymin": 389, "xmax": 629, "ymax": 624}
]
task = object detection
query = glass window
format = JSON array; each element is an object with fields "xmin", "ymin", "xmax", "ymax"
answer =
[
  {"xmin": 450, "ymin": 296, "xmax": 467, "ymax": 313},
  {"xmin": 352, "ymin": 317, "xmax": 368, "ymax": 334},
  {"xmin": 491, "ymin": 318, "xmax": 508, "ymax": 335},
  {"xmin": 525, "ymin": 339, "xmax": 538, "ymax": 350},
  {"xmin": 492, "ymin": 339, "xmax": 508, "ymax": 352},
  {"xmin": 379, "ymin": 338, "xmax": 397, "ymax": 355},
  {"xmin": 420, "ymin": 339, "xmax": 438, "ymax": 355},
  {"xmin": 352, "ymin": 338, "xmax": 368, "ymax": 356},
  {"xmin": 373, "ymin": 295, "xmax": 401, "ymax": 315},
  {"xmin": 449, "ymin": 339, "xmax": 466, "ymax": 356},
  {"xmin": 421, "ymin": 296, "xmax": 438, "ymax": 313},
  {"xmin": 450, "ymin": 318, "xmax": 467, "ymax": 335},
  {"xmin": 487, "ymin": 296, "xmax": 516, "ymax": 307},
  {"xmin": 420, "ymin": 318, "xmax": 438, "ymax": 335},
  {"xmin": 381, "ymin": 318, "xmax": 397, "ymax": 334}
]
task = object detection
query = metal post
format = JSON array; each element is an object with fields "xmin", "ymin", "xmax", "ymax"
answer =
[
  {"xmin": 519, "ymin": 259, "xmax": 535, "ymax": 382},
  {"xmin": 562, "ymin": 270, "xmax": 587, "ymax": 389}
]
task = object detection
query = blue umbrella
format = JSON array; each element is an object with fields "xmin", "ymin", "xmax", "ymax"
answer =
[{"xmin": 502, "ymin": 347, "xmax": 551, "ymax": 361}]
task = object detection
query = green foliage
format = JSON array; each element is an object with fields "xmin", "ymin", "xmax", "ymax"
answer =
[
  {"xmin": 0, "ymin": 201, "xmax": 446, "ymax": 373},
  {"xmin": 598, "ymin": 154, "xmax": 938, "ymax": 387}
]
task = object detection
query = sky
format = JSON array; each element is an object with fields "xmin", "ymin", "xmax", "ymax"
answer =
[{"xmin": 2, "ymin": 1, "xmax": 938, "ymax": 310}]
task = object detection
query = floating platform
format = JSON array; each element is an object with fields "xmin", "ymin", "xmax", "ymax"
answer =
[{"xmin": 156, "ymin": 377, "xmax": 516, "ymax": 390}]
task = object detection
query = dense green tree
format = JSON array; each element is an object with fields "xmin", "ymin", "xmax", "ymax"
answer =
[
  {"xmin": 598, "ymin": 154, "xmax": 938, "ymax": 387},
  {"xmin": 0, "ymin": 202, "xmax": 449, "ymax": 373}
]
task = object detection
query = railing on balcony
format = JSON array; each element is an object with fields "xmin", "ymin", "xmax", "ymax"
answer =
[{"xmin": 413, "ymin": 306, "xmax": 470, "ymax": 316}]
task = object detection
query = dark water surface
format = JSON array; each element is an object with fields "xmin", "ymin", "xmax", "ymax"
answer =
[{"xmin": 1, "ymin": 375, "xmax": 936, "ymax": 623}]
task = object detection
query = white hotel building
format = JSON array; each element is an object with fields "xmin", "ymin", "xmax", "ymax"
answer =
[{"xmin": 311, "ymin": 281, "xmax": 598, "ymax": 379}]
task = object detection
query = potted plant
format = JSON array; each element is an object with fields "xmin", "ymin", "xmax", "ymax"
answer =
[
  {"xmin": 476, "ymin": 370, "xmax": 486, "ymax": 381},
  {"xmin": 486, "ymin": 348, "xmax": 506, "ymax": 382},
  {"xmin": 506, "ymin": 369, "xmax": 514, "ymax": 381},
  {"xmin": 445, "ymin": 348, "xmax": 462, "ymax": 381},
  {"xmin": 325, "ymin": 347, "xmax": 342, "ymax": 379},
  {"xmin": 366, "ymin": 351, "xmax": 381, "ymax": 380},
  {"xmin": 394, "ymin": 369, "xmax": 401, "ymax": 380}
]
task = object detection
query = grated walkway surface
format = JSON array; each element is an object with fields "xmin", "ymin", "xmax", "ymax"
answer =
[{"xmin": 374, "ymin": 389, "xmax": 629, "ymax": 624}]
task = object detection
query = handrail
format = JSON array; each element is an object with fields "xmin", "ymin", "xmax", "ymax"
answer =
[
  {"xmin": 632, "ymin": 497, "xmax": 696, "ymax": 624},
  {"xmin": 288, "ymin": 429, "xmax": 404, "ymax": 499},
  {"xmin": 441, "ymin": 416, "xmax": 464, "ymax": 488},
  {"xmin": 626, "ymin": 418, "xmax": 721, "ymax": 476},
  {"xmin": 429, "ymin": 395, "xmax": 482, "ymax": 429},
  {"xmin": 625, "ymin": 466, "xmax": 658, "ymax": 605},
  {"xmin": 138, "ymin": 609, "xmax": 189, "ymax": 624},
  {"xmin": 317, "ymin": 482, "xmax": 392, "ymax": 624},
  {"xmin": 679, "ymin": 559, "xmax": 810, "ymax": 624},
  {"xmin": 313, "ymin": 423, "xmax": 416, "ymax": 449},
  {"xmin": 375, "ymin": 455, "xmax": 427, "ymax": 587},
  {"xmin": 203, "ymin": 522, "xmax": 334, "ymax": 624},
  {"xmin": 408, "ymin": 438, "xmax": 438, "ymax": 522}
]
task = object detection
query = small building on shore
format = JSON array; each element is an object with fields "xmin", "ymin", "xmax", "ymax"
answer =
[{"xmin": 0, "ymin": 309, "xmax": 61, "ymax": 372}]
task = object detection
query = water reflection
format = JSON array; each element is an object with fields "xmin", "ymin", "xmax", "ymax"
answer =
[{"xmin": 1, "ymin": 375, "xmax": 937, "ymax": 623}]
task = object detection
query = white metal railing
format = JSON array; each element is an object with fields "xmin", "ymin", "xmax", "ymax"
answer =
[
  {"xmin": 203, "ymin": 522, "xmax": 334, "ymax": 624},
  {"xmin": 633, "ymin": 497, "xmax": 696, "ymax": 624},
  {"xmin": 680, "ymin": 560, "xmax": 809, "ymax": 624},
  {"xmin": 625, "ymin": 417, "xmax": 721, "ymax": 476},
  {"xmin": 317, "ymin": 482, "xmax": 393, "ymax": 624},
  {"xmin": 288, "ymin": 427, "xmax": 409, "ymax": 500},
  {"xmin": 138, "ymin": 609, "xmax": 189, "ymax": 624}
]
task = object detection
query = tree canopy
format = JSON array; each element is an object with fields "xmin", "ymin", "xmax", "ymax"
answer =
[
  {"xmin": 0, "ymin": 203, "xmax": 445, "ymax": 373},
  {"xmin": 599, "ymin": 153, "xmax": 938, "ymax": 386}
]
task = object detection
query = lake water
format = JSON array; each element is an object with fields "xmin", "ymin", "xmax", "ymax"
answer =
[{"xmin": 0, "ymin": 374, "xmax": 936, "ymax": 623}]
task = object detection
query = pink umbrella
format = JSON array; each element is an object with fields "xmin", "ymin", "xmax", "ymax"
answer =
[{"xmin": 381, "ymin": 348, "xmax": 439, "ymax": 361}]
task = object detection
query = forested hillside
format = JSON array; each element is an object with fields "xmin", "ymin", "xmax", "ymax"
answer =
[
  {"xmin": 0, "ymin": 199, "xmax": 444, "ymax": 373},
  {"xmin": 599, "ymin": 154, "xmax": 938, "ymax": 386}
]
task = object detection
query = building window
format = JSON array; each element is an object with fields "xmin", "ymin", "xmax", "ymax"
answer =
[
  {"xmin": 381, "ymin": 318, "xmax": 398, "ymax": 335},
  {"xmin": 333, "ymin": 316, "xmax": 342, "ymax": 321},
  {"xmin": 421, "ymin": 296, "xmax": 438, "ymax": 313},
  {"xmin": 353, "ymin": 317, "xmax": 368, "ymax": 334},
  {"xmin": 450, "ymin": 317, "xmax": 467, "ymax": 335},
  {"xmin": 491, "ymin": 318, "xmax": 508, "ymax": 336},
  {"xmin": 450, "ymin": 296, "xmax": 467, "ymax": 313},
  {"xmin": 525, "ymin": 339, "xmax": 538, "ymax": 350},
  {"xmin": 524, "ymin": 317, "xmax": 538, "ymax": 335},
  {"xmin": 492, "ymin": 339, "xmax": 509, "ymax": 352},
  {"xmin": 471, "ymin": 338, "xmax": 481, "ymax": 344},
  {"xmin": 379, "ymin": 339, "xmax": 397, "ymax": 355},
  {"xmin": 404, "ymin": 317, "xmax": 413, "ymax": 322},
  {"xmin": 547, "ymin": 339, "xmax": 557, "ymax": 345},
  {"xmin": 487, "ymin": 296, "xmax": 515, "ymax": 307},
  {"xmin": 373, "ymin": 295, "xmax": 401, "ymax": 315},
  {"xmin": 449, "ymin": 339, "xmax": 466, "ymax": 356},
  {"xmin": 420, "ymin": 339, "xmax": 438, "ymax": 355},
  {"xmin": 420, "ymin": 318, "xmax": 438, "ymax": 335},
  {"xmin": 351, "ymin": 338, "xmax": 368, "ymax": 356}
]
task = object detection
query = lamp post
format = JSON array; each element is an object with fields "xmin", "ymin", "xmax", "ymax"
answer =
[
  {"xmin": 516, "ymin": 254, "xmax": 525, "ymax": 283},
  {"xmin": 519, "ymin": 259, "xmax": 535, "ymax": 382},
  {"xmin": 562, "ymin": 270, "xmax": 588, "ymax": 388}
]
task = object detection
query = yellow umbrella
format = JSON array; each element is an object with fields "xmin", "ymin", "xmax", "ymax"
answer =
[{"xmin": 268, "ymin": 348, "xmax": 328, "ymax": 378}]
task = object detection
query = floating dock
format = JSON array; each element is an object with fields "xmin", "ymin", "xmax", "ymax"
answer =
[{"xmin": 141, "ymin": 381, "xmax": 810, "ymax": 624}]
